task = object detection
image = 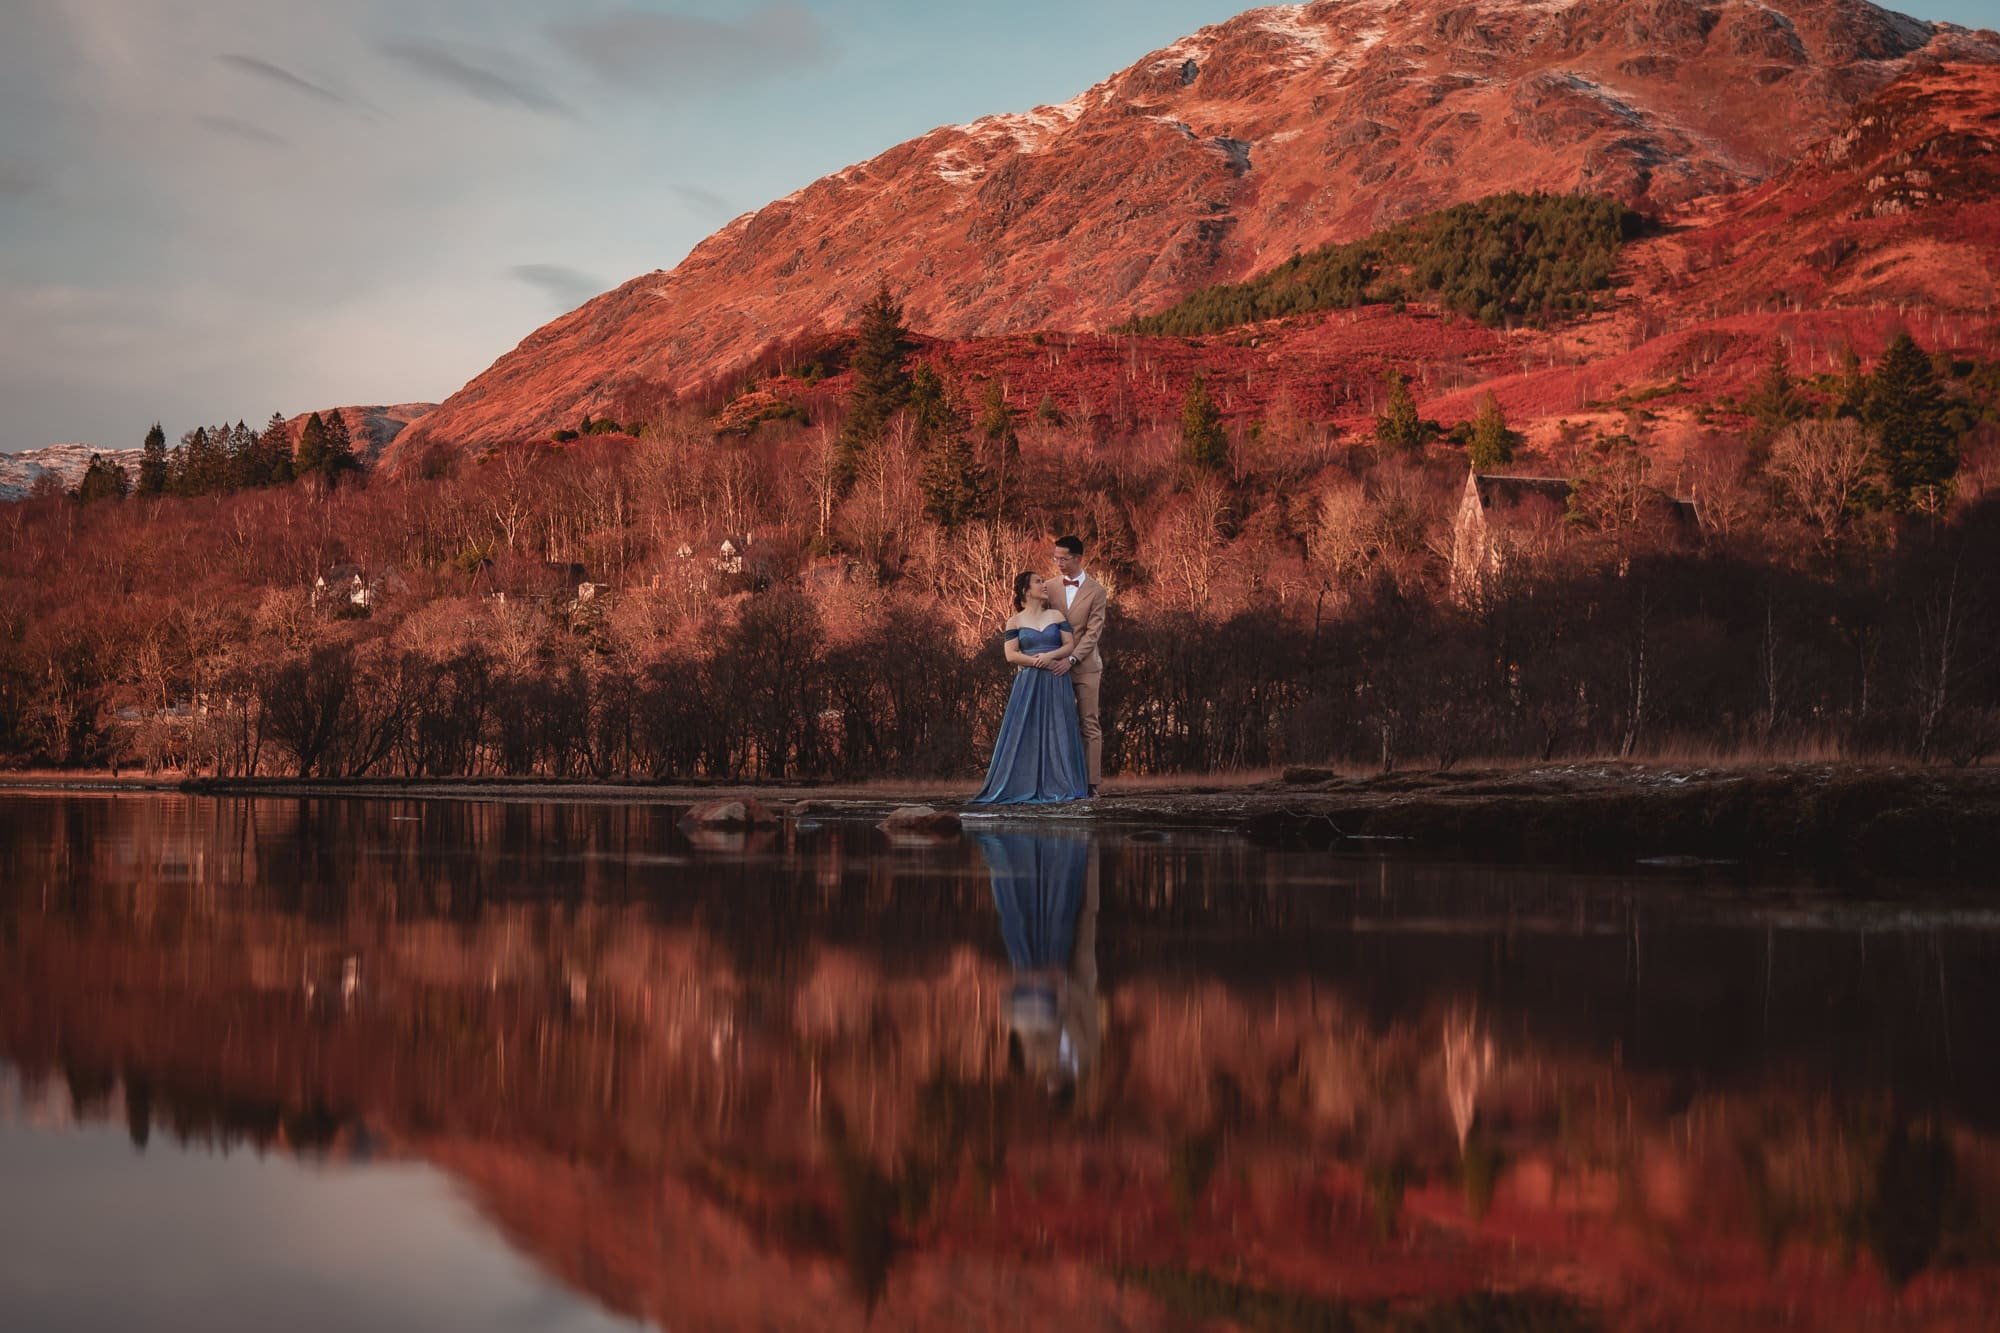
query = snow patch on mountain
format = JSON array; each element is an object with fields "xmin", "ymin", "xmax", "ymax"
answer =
[
  {"xmin": 933, "ymin": 149, "xmax": 986, "ymax": 185},
  {"xmin": 963, "ymin": 96, "xmax": 1089, "ymax": 155},
  {"xmin": 1251, "ymin": 5, "xmax": 1335, "ymax": 61},
  {"xmin": 0, "ymin": 444, "xmax": 141, "ymax": 502}
]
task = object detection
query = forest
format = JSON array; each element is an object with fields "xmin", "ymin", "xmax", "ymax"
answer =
[
  {"xmin": 1118, "ymin": 192, "xmax": 1640, "ymax": 337},
  {"xmin": 4, "ymin": 266, "xmax": 1998, "ymax": 781}
]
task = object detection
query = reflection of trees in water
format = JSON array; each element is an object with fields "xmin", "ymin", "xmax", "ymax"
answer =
[
  {"xmin": 1120, "ymin": 1267, "xmax": 1598, "ymax": 1333},
  {"xmin": 1442, "ymin": 1007, "xmax": 1493, "ymax": 1152},
  {"xmin": 1868, "ymin": 1119, "xmax": 1957, "ymax": 1288},
  {"xmin": 1730, "ymin": 1098, "xmax": 1988, "ymax": 1291},
  {"xmin": 822, "ymin": 1104, "xmax": 897, "ymax": 1312},
  {"xmin": 14, "ymin": 1057, "xmax": 348, "ymax": 1156},
  {"xmin": 10, "ymin": 795, "xmax": 1992, "ymax": 1129},
  {"xmin": 6, "ymin": 797, "xmax": 2000, "ymax": 1324}
]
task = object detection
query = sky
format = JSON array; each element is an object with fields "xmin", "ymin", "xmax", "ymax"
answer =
[{"xmin": 2, "ymin": 1, "xmax": 1992, "ymax": 452}]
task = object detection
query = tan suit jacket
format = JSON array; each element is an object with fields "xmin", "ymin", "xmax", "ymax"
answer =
[
  {"xmin": 1060, "ymin": 573, "xmax": 1107, "ymax": 787},
  {"xmin": 1059, "ymin": 574, "xmax": 1107, "ymax": 676}
]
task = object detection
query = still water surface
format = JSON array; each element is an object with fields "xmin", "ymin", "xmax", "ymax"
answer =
[{"xmin": 2, "ymin": 793, "xmax": 1996, "ymax": 1331}]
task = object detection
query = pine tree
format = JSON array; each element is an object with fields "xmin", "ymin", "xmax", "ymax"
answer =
[
  {"xmin": 321, "ymin": 409, "xmax": 359, "ymax": 483},
  {"xmin": 1180, "ymin": 375, "xmax": 1228, "ymax": 472},
  {"xmin": 295, "ymin": 410, "xmax": 360, "ymax": 485},
  {"xmin": 173, "ymin": 426, "xmax": 226, "ymax": 495},
  {"xmin": 909, "ymin": 366, "xmax": 986, "ymax": 527},
  {"xmin": 978, "ymin": 379, "xmax": 1021, "ymax": 520},
  {"xmin": 1862, "ymin": 331, "xmax": 1956, "ymax": 508},
  {"xmin": 137, "ymin": 423, "xmax": 169, "ymax": 497},
  {"xmin": 166, "ymin": 433, "xmax": 189, "ymax": 495},
  {"xmin": 1467, "ymin": 391, "xmax": 1513, "ymax": 469},
  {"xmin": 258, "ymin": 412, "xmax": 295, "ymax": 486},
  {"xmin": 1745, "ymin": 339, "xmax": 1804, "ymax": 443},
  {"xmin": 920, "ymin": 425, "xmax": 989, "ymax": 531},
  {"xmin": 907, "ymin": 364, "xmax": 953, "ymax": 444},
  {"xmin": 1375, "ymin": 372, "xmax": 1428, "ymax": 456},
  {"xmin": 225, "ymin": 420, "xmax": 259, "ymax": 489},
  {"xmin": 202, "ymin": 424, "xmax": 233, "ymax": 493},
  {"xmin": 1832, "ymin": 344, "xmax": 1866, "ymax": 419},
  {"xmin": 295, "ymin": 412, "xmax": 331, "ymax": 479},
  {"xmin": 835, "ymin": 281, "xmax": 913, "ymax": 488},
  {"xmin": 75, "ymin": 453, "xmax": 130, "ymax": 504}
]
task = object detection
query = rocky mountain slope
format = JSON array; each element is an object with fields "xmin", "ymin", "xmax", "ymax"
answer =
[
  {"xmin": 447, "ymin": 60, "xmax": 1998, "ymax": 473},
  {"xmin": 384, "ymin": 0, "xmax": 1998, "ymax": 470}
]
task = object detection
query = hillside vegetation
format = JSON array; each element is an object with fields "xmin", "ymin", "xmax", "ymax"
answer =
[
  {"xmin": 5, "ymin": 311, "xmax": 1998, "ymax": 782},
  {"xmin": 1120, "ymin": 192, "xmax": 1641, "ymax": 336}
]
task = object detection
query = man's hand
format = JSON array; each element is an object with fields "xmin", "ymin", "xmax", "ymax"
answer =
[{"xmin": 1050, "ymin": 656, "xmax": 1074, "ymax": 677}]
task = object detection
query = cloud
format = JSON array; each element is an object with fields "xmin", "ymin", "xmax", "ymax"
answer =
[
  {"xmin": 378, "ymin": 40, "xmax": 566, "ymax": 115},
  {"xmin": 510, "ymin": 263, "xmax": 605, "ymax": 311},
  {"xmin": 551, "ymin": 2, "xmax": 827, "ymax": 89},
  {"xmin": 196, "ymin": 115, "xmax": 290, "ymax": 148},
  {"xmin": 669, "ymin": 182, "xmax": 731, "ymax": 217},
  {"xmin": 218, "ymin": 53, "xmax": 349, "ymax": 107}
]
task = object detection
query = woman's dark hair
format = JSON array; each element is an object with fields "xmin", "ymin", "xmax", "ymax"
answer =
[{"xmin": 1012, "ymin": 570, "xmax": 1037, "ymax": 611}]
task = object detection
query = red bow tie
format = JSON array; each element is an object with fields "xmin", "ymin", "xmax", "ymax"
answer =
[{"xmin": 1063, "ymin": 578, "xmax": 1080, "ymax": 587}]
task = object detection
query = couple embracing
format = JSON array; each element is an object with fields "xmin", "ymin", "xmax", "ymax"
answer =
[{"xmin": 970, "ymin": 534, "xmax": 1106, "ymax": 806}]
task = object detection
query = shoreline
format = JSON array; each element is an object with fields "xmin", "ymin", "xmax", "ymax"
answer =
[{"xmin": 5, "ymin": 762, "xmax": 1998, "ymax": 880}]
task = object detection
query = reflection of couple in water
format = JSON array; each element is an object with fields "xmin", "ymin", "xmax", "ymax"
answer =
[{"xmin": 971, "ymin": 828, "xmax": 1100, "ymax": 1099}]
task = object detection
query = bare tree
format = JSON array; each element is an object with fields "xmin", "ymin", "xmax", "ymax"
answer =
[
  {"xmin": 1911, "ymin": 565, "xmax": 1964, "ymax": 762},
  {"xmin": 1768, "ymin": 418, "xmax": 1878, "ymax": 555},
  {"xmin": 489, "ymin": 446, "xmax": 541, "ymax": 553},
  {"xmin": 1756, "ymin": 596, "xmax": 1784, "ymax": 743},
  {"xmin": 1142, "ymin": 477, "xmax": 1230, "ymax": 609},
  {"xmin": 907, "ymin": 520, "xmax": 1037, "ymax": 647},
  {"xmin": 1308, "ymin": 476, "xmax": 1377, "ymax": 588},
  {"xmin": 837, "ymin": 413, "xmax": 921, "ymax": 566},
  {"xmin": 807, "ymin": 423, "xmax": 841, "ymax": 547},
  {"xmin": 1620, "ymin": 586, "xmax": 1651, "ymax": 758}
]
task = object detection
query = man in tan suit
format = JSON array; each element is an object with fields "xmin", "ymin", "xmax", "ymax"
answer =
[{"xmin": 1049, "ymin": 534, "xmax": 1106, "ymax": 797}]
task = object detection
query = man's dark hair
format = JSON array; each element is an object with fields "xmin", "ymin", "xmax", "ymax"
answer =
[{"xmin": 1054, "ymin": 534, "xmax": 1084, "ymax": 557}]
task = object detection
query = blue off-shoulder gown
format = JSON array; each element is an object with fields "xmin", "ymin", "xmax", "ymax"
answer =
[{"xmin": 969, "ymin": 620, "xmax": 1090, "ymax": 804}]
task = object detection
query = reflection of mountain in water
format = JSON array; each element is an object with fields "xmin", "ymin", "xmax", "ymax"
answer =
[{"xmin": 4, "ymin": 794, "xmax": 1999, "ymax": 1331}]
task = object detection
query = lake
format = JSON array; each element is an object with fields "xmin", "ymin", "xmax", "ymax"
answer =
[{"xmin": 2, "ymin": 792, "xmax": 1996, "ymax": 1331}]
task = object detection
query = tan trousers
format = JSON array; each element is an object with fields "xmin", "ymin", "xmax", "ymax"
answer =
[{"xmin": 1072, "ymin": 668, "xmax": 1102, "ymax": 787}]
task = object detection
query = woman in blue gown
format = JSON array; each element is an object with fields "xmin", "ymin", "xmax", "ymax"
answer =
[{"xmin": 969, "ymin": 572, "xmax": 1090, "ymax": 805}]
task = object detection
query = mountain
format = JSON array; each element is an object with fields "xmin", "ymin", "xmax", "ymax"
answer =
[
  {"xmin": 0, "ymin": 404, "xmax": 436, "ymax": 501},
  {"xmin": 1666, "ymin": 57, "xmax": 2000, "ymax": 313},
  {"xmin": 383, "ymin": 0, "xmax": 1999, "ymax": 471},
  {"xmin": 0, "ymin": 445, "xmax": 145, "ymax": 502}
]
